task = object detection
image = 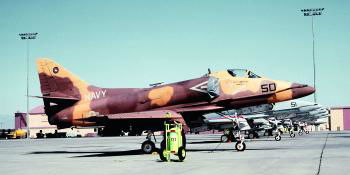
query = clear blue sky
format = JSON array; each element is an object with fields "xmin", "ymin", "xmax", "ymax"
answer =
[{"xmin": 0, "ymin": 0, "xmax": 349, "ymax": 128}]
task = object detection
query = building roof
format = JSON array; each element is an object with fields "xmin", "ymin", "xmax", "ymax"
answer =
[
  {"xmin": 29, "ymin": 105, "xmax": 45, "ymax": 115},
  {"xmin": 330, "ymin": 106, "xmax": 350, "ymax": 110},
  {"xmin": 16, "ymin": 105, "xmax": 45, "ymax": 115}
]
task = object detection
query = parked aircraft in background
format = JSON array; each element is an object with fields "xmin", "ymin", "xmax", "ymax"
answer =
[
  {"xmin": 200, "ymin": 100, "xmax": 328, "ymax": 141},
  {"xmin": 35, "ymin": 58, "xmax": 315, "ymax": 153}
]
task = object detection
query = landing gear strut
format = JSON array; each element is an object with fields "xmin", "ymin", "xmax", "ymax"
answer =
[
  {"xmin": 141, "ymin": 130, "xmax": 156, "ymax": 154},
  {"xmin": 235, "ymin": 133, "xmax": 246, "ymax": 151}
]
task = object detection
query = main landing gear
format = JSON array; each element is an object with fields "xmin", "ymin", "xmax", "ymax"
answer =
[
  {"xmin": 141, "ymin": 130, "xmax": 157, "ymax": 154},
  {"xmin": 220, "ymin": 129, "xmax": 237, "ymax": 143},
  {"xmin": 289, "ymin": 131, "xmax": 296, "ymax": 138},
  {"xmin": 221, "ymin": 134, "xmax": 229, "ymax": 142},
  {"xmin": 274, "ymin": 130, "xmax": 282, "ymax": 141},
  {"xmin": 298, "ymin": 130, "xmax": 304, "ymax": 136}
]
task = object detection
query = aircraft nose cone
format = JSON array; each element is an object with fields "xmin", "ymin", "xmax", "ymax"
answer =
[{"xmin": 291, "ymin": 83, "xmax": 315, "ymax": 99}]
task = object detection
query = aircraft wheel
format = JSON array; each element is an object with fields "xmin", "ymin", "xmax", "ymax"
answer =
[
  {"xmin": 306, "ymin": 131, "xmax": 310, "ymax": 134},
  {"xmin": 141, "ymin": 140, "xmax": 155, "ymax": 154},
  {"xmin": 248, "ymin": 133, "xmax": 255, "ymax": 139},
  {"xmin": 275, "ymin": 135, "xmax": 281, "ymax": 141},
  {"xmin": 290, "ymin": 133, "xmax": 295, "ymax": 138},
  {"xmin": 221, "ymin": 135, "xmax": 229, "ymax": 142},
  {"xmin": 298, "ymin": 132, "xmax": 303, "ymax": 136},
  {"xmin": 178, "ymin": 146, "xmax": 186, "ymax": 161},
  {"xmin": 235, "ymin": 141, "xmax": 246, "ymax": 151}
]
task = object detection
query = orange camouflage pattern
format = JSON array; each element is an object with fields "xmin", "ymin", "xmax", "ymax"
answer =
[{"xmin": 36, "ymin": 58, "xmax": 315, "ymax": 132}]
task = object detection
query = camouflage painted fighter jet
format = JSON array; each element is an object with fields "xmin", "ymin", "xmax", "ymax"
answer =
[{"xmin": 35, "ymin": 58, "xmax": 315, "ymax": 153}]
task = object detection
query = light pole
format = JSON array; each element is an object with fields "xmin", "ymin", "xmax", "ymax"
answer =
[
  {"xmin": 19, "ymin": 32, "xmax": 38, "ymax": 139},
  {"xmin": 300, "ymin": 8, "xmax": 324, "ymax": 103}
]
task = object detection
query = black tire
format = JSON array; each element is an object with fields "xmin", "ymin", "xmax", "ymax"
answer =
[
  {"xmin": 248, "ymin": 133, "xmax": 254, "ymax": 139},
  {"xmin": 221, "ymin": 135, "xmax": 228, "ymax": 142},
  {"xmin": 235, "ymin": 141, "xmax": 246, "ymax": 151},
  {"xmin": 141, "ymin": 140, "xmax": 155, "ymax": 154},
  {"xmin": 182, "ymin": 130, "xmax": 186, "ymax": 148},
  {"xmin": 290, "ymin": 133, "xmax": 295, "ymax": 138},
  {"xmin": 275, "ymin": 135, "xmax": 281, "ymax": 141},
  {"xmin": 178, "ymin": 146, "xmax": 186, "ymax": 161},
  {"xmin": 298, "ymin": 131, "xmax": 303, "ymax": 136},
  {"xmin": 159, "ymin": 147, "xmax": 167, "ymax": 161}
]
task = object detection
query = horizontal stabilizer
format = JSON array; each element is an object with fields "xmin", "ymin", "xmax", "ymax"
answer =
[{"xmin": 30, "ymin": 95, "xmax": 80, "ymax": 101}]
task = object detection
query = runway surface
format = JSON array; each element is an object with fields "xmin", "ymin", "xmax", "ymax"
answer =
[{"xmin": 0, "ymin": 131, "xmax": 349, "ymax": 175}]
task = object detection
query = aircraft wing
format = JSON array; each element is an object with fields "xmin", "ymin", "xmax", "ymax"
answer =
[
  {"xmin": 151, "ymin": 101, "xmax": 225, "ymax": 113},
  {"xmin": 106, "ymin": 110, "xmax": 183, "ymax": 120},
  {"xmin": 174, "ymin": 105, "xmax": 224, "ymax": 113},
  {"xmin": 78, "ymin": 110, "xmax": 190, "ymax": 132},
  {"xmin": 266, "ymin": 108, "xmax": 299, "ymax": 115}
]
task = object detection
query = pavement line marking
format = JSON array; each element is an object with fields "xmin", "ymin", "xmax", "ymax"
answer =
[{"xmin": 315, "ymin": 133, "xmax": 329, "ymax": 175}]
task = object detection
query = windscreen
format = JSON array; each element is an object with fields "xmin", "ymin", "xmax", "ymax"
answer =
[{"xmin": 227, "ymin": 69, "xmax": 261, "ymax": 78}]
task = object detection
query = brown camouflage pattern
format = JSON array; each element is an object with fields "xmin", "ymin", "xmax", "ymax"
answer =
[{"xmin": 36, "ymin": 58, "xmax": 315, "ymax": 132}]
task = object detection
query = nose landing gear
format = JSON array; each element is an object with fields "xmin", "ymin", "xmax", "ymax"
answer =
[{"xmin": 235, "ymin": 133, "xmax": 246, "ymax": 151}]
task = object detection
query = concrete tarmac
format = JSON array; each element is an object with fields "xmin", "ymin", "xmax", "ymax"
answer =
[{"xmin": 0, "ymin": 131, "xmax": 349, "ymax": 175}]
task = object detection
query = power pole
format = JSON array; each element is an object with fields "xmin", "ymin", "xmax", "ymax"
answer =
[
  {"xmin": 18, "ymin": 32, "xmax": 38, "ymax": 139},
  {"xmin": 300, "ymin": 8, "xmax": 324, "ymax": 103}
]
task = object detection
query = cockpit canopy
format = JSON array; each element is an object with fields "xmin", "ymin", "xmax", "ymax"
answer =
[{"xmin": 227, "ymin": 69, "xmax": 261, "ymax": 78}]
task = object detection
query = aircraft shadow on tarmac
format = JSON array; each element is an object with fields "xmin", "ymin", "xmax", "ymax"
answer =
[
  {"xmin": 29, "ymin": 149, "xmax": 145, "ymax": 158},
  {"xmin": 29, "ymin": 147, "xmax": 286, "ymax": 158},
  {"xmin": 187, "ymin": 139, "xmax": 284, "ymax": 144},
  {"xmin": 187, "ymin": 141, "xmax": 222, "ymax": 144},
  {"xmin": 186, "ymin": 148, "xmax": 286, "ymax": 152}
]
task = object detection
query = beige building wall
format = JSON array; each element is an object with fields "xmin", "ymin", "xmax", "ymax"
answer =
[
  {"xmin": 330, "ymin": 109, "xmax": 344, "ymax": 131},
  {"xmin": 29, "ymin": 114, "xmax": 53, "ymax": 128},
  {"xmin": 308, "ymin": 123, "xmax": 328, "ymax": 132}
]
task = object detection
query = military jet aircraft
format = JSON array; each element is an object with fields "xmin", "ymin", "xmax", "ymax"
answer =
[
  {"xmin": 201, "ymin": 100, "xmax": 327, "ymax": 141},
  {"xmin": 257, "ymin": 100, "xmax": 329, "ymax": 135},
  {"xmin": 35, "ymin": 58, "xmax": 315, "ymax": 153}
]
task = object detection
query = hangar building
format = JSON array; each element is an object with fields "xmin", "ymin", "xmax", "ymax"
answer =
[
  {"xmin": 329, "ymin": 106, "xmax": 350, "ymax": 131},
  {"xmin": 15, "ymin": 106, "xmax": 97, "ymax": 138}
]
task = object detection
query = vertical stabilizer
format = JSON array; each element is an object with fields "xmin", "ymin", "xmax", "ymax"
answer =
[{"xmin": 36, "ymin": 58, "xmax": 89, "ymax": 99}]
